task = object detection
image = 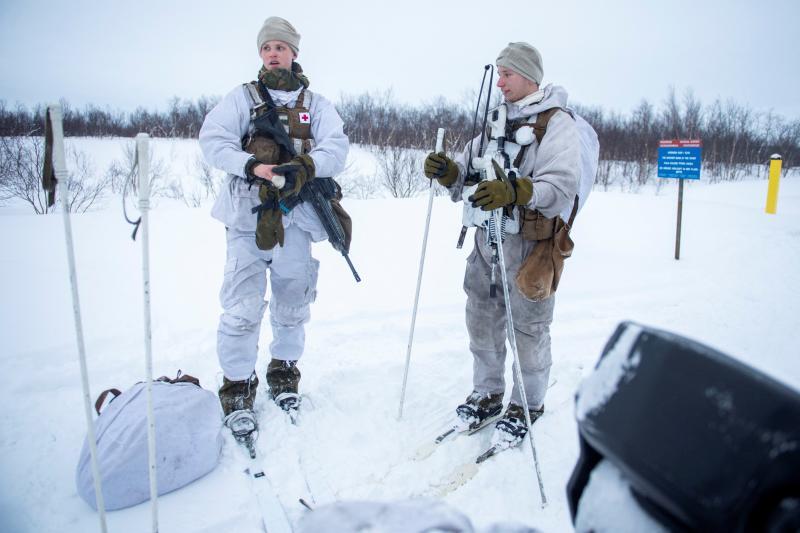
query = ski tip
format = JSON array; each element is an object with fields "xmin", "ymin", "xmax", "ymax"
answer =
[
  {"xmin": 299, "ymin": 498, "xmax": 314, "ymax": 511},
  {"xmin": 476, "ymin": 446, "xmax": 499, "ymax": 464},
  {"xmin": 414, "ymin": 443, "xmax": 437, "ymax": 461},
  {"xmin": 433, "ymin": 462, "xmax": 480, "ymax": 497}
]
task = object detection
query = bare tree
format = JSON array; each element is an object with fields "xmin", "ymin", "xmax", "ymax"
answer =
[
  {"xmin": 105, "ymin": 140, "xmax": 167, "ymax": 197},
  {"xmin": 0, "ymin": 136, "xmax": 49, "ymax": 213},
  {"xmin": 193, "ymin": 150, "xmax": 222, "ymax": 200},
  {"xmin": 373, "ymin": 145, "xmax": 427, "ymax": 198},
  {"xmin": 0, "ymin": 136, "xmax": 108, "ymax": 213},
  {"xmin": 683, "ymin": 89, "xmax": 703, "ymax": 140},
  {"xmin": 335, "ymin": 158, "xmax": 380, "ymax": 199},
  {"xmin": 63, "ymin": 146, "xmax": 110, "ymax": 213}
]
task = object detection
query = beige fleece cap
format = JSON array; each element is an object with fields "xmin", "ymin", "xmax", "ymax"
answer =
[
  {"xmin": 496, "ymin": 42, "xmax": 543, "ymax": 84},
  {"xmin": 257, "ymin": 17, "xmax": 300, "ymax": 54}
]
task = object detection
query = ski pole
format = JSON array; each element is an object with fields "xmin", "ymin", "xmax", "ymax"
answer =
[
  {"xmin": 136, "ymin": 133, "xmax": 159, "ymax": 533},
  {"xmin": 492, "ymin": 208, "xmax": 547, "ymax": 507},
  {"xmin": 398, "ymin": 128, "xmax": 445, "ymax": 420},
  {"xmin": 47, "ymin": 104, "xmax": 108, "ymax": 532}
]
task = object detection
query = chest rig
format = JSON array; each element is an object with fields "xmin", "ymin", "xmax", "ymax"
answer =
[
  {"xmin": 463, "ymin": 107, "xmax": 570, "ymax": 244},
  {"xmin": 242, "ymin": 81, "xmax": 315, "ymax": 165},
  {"xmin": 460, "ymin": 104, "xmax": 526, "ymax": 239}
]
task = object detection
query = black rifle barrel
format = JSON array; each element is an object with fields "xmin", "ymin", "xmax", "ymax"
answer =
[{"xmin": 297, "ymin": 178, "xmax": 361, "ymax": 282}]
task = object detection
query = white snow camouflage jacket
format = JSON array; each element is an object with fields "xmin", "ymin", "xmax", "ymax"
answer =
[
  {"xmin": 451, "ymin": 84, "xmax": 580, "ymax": 219},
  {"xmin": 199, "ymin": 83, "xmax": 349, "ymax": 238}
]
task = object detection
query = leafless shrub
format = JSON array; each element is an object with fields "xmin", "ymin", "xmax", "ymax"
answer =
[
  {"xmin": 193, "ymin": 150, "xmax": 223, "ymax": 200},
  {"xmin": 0, "ymin": 136, "xmax": 108, "ymax": 213},
  {"xmin": 373, "ymin": 145, "xmax": 427, "ymax": 198},
  {"xmin": 62, "ymin": 147, "xmax": 109, "ymax": 213},
  {"xmin": 105, "ymin": 140, "xmax": 167, "ymax": 197},
  {"xmin": 0, "ymin": 136, "xmax": 49, "ymax": 212}
]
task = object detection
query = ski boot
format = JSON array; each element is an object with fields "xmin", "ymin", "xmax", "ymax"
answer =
[
  {"xmin": 219, "ymin": 373, "xmax": 259, "ymax": 458},
  {"xmin": 491, "ymin": 402, "xmax": 545, "ymax": 449},
  {"xmin": 266, "ymin": 359, "xmax": 301, "ymax": 418},
  {"xmin": 456, "ymin": 391, "xmax": 504, "ymax": 431}
]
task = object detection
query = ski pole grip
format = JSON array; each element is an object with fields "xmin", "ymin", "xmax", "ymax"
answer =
[
  {"xmin": 435, "ymin": 128, "xmax": 445, "ymax": 154},
  {"xmin": 136, "ymin": 133, "xmax": 150, "ymax": 208}
]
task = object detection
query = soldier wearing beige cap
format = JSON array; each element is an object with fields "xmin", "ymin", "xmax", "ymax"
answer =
[
  {"xmin": 200, "ymin": 16, "xmax": 349, "ymax": 444},
  {"xmin": 423, "ymin": 42, "xmax": 582, "ymax": 452}
]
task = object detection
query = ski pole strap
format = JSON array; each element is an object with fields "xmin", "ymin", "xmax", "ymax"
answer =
[
  {"xmin": 121, "ymin": 158, "xmax": 142, "ymax": 241},
  {"xmin": 95, "ymin": 388, "xmax": 122, "ymax": 415},
  {"xmin": 42, "ymin": 109, "xmax": 57, "ymax": 207}
]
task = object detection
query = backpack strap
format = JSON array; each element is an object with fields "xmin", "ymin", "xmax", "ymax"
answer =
[
  {"xmin": 566, "ymin": 196, "xmax": 579, "ymax": 228},
  {"xmin": 156, "ymin": 370, "xmax": 201, "ymax": 387},
  {"xmin": 95, "ymin": 388, "xmax": 122, "ymax": 415},
  {"xmin": 531, "ymin": 107, "xmax": 581, "ymax": 228},
  {"xmin": 243, "ymin": 82, "xmax": 267, "ymax": 120},
  {"xmin": 532, "ymin": 107, "xmax": 561, "ymax": 145}
]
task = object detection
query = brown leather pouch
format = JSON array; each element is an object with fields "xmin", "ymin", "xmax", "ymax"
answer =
[
  {"xmin": 520, "ymin": 208, "xmax": 555, "ymax": 241},
  {"xmin": 516, "ymin": 216, "xmax": 574, "ymax": 301}
]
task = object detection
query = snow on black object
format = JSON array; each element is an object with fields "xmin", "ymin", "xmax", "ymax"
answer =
[
  {"xmin": 568, "ymin": 321, "xmax": 800, "ymax": 532},
  {"xmin": 76, "ymin": 381, "xmax": 224, "ymax": 510}
]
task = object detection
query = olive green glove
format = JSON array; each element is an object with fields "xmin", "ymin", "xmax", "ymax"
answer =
[
  {"xmin": 254, "ymin": 184, "xmax": 284, "ymax": 250},
  {"xmin": 468, "ymin": 160, "xmax": 533, "ymax": 211},
  {"xmin": 423, "ymin": 151, "xmax": 459, "ymax": 187},
  {"xmin": 273, "ymin": 154, "xmax": 315, "ymax": 198}
]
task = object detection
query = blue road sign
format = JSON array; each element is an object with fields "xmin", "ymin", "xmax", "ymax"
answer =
[{"xmin": 658, "ymin": 140, "xmax": 702, "ymax": 179}]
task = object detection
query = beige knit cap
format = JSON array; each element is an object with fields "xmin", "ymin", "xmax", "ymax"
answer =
[
  {"xmin": 496, "ymin": 42, "xmax": 543, "ymax": 84},
  {"xmin": 257, "ymin": 17, "xmax": 300, "ymax": 54}
]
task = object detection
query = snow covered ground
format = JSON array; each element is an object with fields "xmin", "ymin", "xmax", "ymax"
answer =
[{"xmin": 1, "ymin": 138, "xmax": 798, "ymax": 532}]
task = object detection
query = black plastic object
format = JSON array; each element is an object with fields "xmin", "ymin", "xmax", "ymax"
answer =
[{"xmin": 567, "ymin": 321, "xmax": 800, "ymax": 532}]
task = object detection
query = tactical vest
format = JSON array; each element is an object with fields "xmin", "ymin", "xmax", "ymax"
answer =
[
  {"xmin": 242, "ymin": 82, "xmax": 315, "ymax": 165},
  {"xmin": 493, "ymin": 108, "xmax": 579, "ymax": 240}
]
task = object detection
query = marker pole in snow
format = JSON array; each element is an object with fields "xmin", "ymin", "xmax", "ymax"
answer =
[
  {"xmin": 398, "ymin": 128, "xmax": 445, "ymax": 420},
  {"xmin": 136, "ymin": 133, "xmax": 159, "ymax": 533},
  {"xmin": 46, "ymin": 104, "xmax": 108, "ymax": 532},
  {"xmin": 492, "ymin": 208, "xmax": 547, "ymax": 507}
]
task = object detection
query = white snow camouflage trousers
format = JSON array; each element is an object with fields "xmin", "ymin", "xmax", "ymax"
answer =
[
  {"xmin": 464, "ymin": 229, "xmax": 554, "ymax": 410},
  {"xmin": 217, "ymin": 224, "xmax": 319, "ymax": 381}
]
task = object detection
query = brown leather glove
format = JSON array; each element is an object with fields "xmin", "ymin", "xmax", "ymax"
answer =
[
  {"xmin": 469, "ymin": 160, "xmax": 533, "ymax": 211},
  {"xmin": 423, "ymin": 151, "xmax": 458, "ymax": 187},
  {"xmin": 273, "ymin": 154, "xmax": 315, "ymax": 198}
]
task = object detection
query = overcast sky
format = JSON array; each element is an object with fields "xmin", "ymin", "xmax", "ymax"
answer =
[{"xmin": 1, "ymin": 0, "xmax": 798, "ymax": 118}]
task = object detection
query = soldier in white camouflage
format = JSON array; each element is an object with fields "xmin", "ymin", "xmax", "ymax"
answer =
[
  {"xmin": 200, "ymin": 17, "xmax": 348, "ymax": 434},
  {"xmin": 424, "ymin": 43, "xmax": 581, "ymax": 449}
]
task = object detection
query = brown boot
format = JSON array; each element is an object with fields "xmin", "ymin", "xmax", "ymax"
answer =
[
  {"xmin": 218, "ymin": 373, "xmax": 259, "ymax": 417},
  {"xmin": 266, "ymin": 359, "xmax": 301, "ymax": 412},
  {"xmin": 456, "ymin": 391, "xmax": 505, "ymax": 429},
  {"xmin": 493, "ymin": 402, "xmax": 545, "ymax": 447}
]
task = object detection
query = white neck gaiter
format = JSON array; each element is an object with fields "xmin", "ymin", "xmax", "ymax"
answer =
[{"xmin": 512, "ymin": 89, "xmax": 545, "ymax": 108}]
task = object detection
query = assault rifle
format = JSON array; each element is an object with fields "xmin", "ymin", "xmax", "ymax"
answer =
[{"xmin": 277, "ymin": 167, "xmax": 361, "ymax": 282}]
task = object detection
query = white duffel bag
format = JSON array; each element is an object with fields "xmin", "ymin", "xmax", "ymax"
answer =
[{"xmin": 76, "ymin": 372, "xmax": 223, "ymax": 511}]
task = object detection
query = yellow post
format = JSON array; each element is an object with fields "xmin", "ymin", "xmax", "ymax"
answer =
[{"xmin": 766, "ymin": 154, "xmax": 782, "ymax": 214}]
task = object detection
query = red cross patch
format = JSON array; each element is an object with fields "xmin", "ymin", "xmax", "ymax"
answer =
[{"xmin": 299, "ymin": 113, "xmax": 310, "ymax": 124}]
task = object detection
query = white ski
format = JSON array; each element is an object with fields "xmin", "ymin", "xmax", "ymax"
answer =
[
  {"xmin": 414, "ymin": 412, "xmax": 502, "ymax": 461},
  {"xmin": 429, "ymin": 462, "xmax": 480, "ymax": 498},
  {"xmin": 228, "ymin": 420, "xmax": 293, "ymax": 533},
  {"xmin": 242, "ymin": 453, "xmax": 294, "ymax": 533}
]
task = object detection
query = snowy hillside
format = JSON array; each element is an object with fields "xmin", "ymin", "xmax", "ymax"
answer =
[{"xmin": 0, "ymin": 139, "xmax": 798, "ymax": 532}]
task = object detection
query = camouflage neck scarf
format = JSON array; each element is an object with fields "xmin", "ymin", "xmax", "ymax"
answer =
[{"xmin": 258, "ymin": 62, "xmax": 310, "ymax": 92}]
